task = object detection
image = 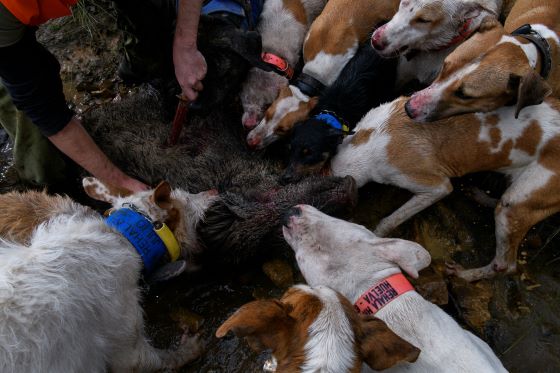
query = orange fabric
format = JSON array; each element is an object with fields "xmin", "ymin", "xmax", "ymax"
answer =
[
  {"xmin": 0, "ymin": 0, "xmax": 78, "ymax": 26},
  {"xmin": 354, "ymin": 273, "xmax": 414, "ymax": 315}
]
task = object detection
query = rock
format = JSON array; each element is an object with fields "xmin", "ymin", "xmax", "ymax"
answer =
[
  {"xmin": 262, "ymin": 259, "xmax": 294, "ymax": 289},
  {"xmin": 449, "ymin": 277, "xmax": 493, "ymax": 335},
  {"xmin": 413, "ymin": 263, "xmax": 448, "ymax": 306}
]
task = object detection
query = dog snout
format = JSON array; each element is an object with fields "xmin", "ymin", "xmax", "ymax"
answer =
[
  {"xmin": 247, "ymin": 134, "xmax": 262, "ymax": 149},
  {"xmin": 242, "ymin": 113, "xmax": 259, "ymax": 130},
  {"xmin": 371, "ymin": 25, "xmax": 388, "ymax": 51},
  {"xmin": 404, "ymin": 99, "xmax": 419, "ymax": 119},
  {"xmin": 282, "ymin": 206, "xmax": 303, "ymax": 227}
]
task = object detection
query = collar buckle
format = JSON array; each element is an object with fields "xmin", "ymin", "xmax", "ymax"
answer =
[{"xmin": 261, "ymin": 52, "xmax": 295, "ymax": 80}]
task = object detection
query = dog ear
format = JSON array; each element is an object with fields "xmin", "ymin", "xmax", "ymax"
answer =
[
  {"xmin": 373, "ymin": 239, "xmax": 431, "ymax": 279},
  {"xmin": 307, "ymin": 96, "xmax": 319, "ymax": 111},
  {"xmin": 459, "ymin": 2, "xmax": 482, "ymax": 20},
  {"xmin": 216, "ymin": 299, "xmax": 294, "ymax": 352},
  {"xmin": 358, "ymin": 315, "xmax": 420, "ymax": 370},
  {"xmin": 82, "ymin": 177, "xmax": 132, "ymax": 204},
  {"xmin": 152, "ymin": 181, "xmax": 173, "ymax": 209},
  {"xmin": 511, "ymin": 70, "xmax": 552, "ymax": 118}
]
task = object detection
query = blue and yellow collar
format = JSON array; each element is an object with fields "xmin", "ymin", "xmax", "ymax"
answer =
[
  {"xmin": 105, "ymin": 203, "xmax": 180, "ymax": 273},
  {"xmin": 314, "ymin": 111, "xmax": 352, "ymax": 135}
]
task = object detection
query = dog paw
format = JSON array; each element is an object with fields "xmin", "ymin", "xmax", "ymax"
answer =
[{"xmin": 444, "ymin": 260, "xmax": 464, "ymax": 276}]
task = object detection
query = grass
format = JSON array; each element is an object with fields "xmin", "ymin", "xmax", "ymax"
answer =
[{"xmin": 70, "ymin": 0, "xmax": 116, "ymax": 39}]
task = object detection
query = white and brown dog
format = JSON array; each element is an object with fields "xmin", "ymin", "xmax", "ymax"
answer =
[
  {"xmin": 282, "ymin": 205, "xmax": 508, "ymax": 372},
  {"xmin": 330, "ymin": 96, "xmax": 560, "ymax": 282},
  {"xmin": 406, "ymin": 0, "xmax": 560, "ymax": 122},
  {"xmin": 371, "ymin": 0, "xmax": 504, "ymax": 92},
  {"xmin": 246, "ymin": 0, "xmax": 400, "ymax": 149},
  {"xmin": 371, "ymin": 0, "xmax": 502, "ymax": 56},
  {"xmin": 240, "ymin": 0, "xmax": 327, "ymax": 129},
  {"xmin": 0, "ymin": 178, "xmax": 217, "ymax": 372},
  {"xmin": 216, "ymin": 284, "xmax": 420, "ymax": 372}
]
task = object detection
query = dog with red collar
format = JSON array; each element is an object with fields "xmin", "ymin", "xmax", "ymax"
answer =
[
  {"xmin": 282, "ymin": 205, "xmax": 507, "ymax": 372},
  {"xmin": 406, "ymin": 0, "xmax": 560, "ymax": 122},
  {"xmin": 240, "ymin": 0, "xmax": 327, "ymax": 130},
  {"xmin": 246, "ymin": 0, "xmax": 400, "ymax": 150}
]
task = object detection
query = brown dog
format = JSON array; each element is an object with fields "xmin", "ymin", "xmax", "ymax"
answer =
[{"xmin": 406, "ymin": 0, "xmax": 560, "ymax": 122}]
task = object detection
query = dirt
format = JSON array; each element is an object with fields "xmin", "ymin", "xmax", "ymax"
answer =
[{"xmin": 0, "ymin": 2, "xmax": 559, "ymax": 372}]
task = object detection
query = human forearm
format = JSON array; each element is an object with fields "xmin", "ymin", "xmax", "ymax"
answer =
[
  {"xmin": 48, "ymin": 117, "xmax": 148, "ymax": 192},
  {"xmin": 173, "ymin": 0, "xmax": 207, "ymax": 101}
]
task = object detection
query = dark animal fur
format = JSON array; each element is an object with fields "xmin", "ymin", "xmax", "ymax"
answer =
[
  {"xmin": 282, "ymin": 45, "xmax": 398, "ymax": 182},
  {"xmin": 82, "ymin": 88, "xmax": 357, "ymax": 266}
]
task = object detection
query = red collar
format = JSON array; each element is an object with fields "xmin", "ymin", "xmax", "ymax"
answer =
[
  {"xmin": 437, "ymin": 18, "xmax": 475, "ymax": 51},
  {"xmin": 261, "ymin": 52, "xmax": 294, "ymax": 80},
  {"xmin": 354, "ymin": 273, "xmax": 414, "ymax": 315}
]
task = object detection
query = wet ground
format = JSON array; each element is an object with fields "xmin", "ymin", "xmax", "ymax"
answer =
[{"xmin": 1, "ymin": 2, "xmax": 559, "ymax": 372}]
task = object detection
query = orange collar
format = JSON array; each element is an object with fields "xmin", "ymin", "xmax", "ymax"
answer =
[
  {"xmin": 261, "ymin": 52, "xmax": 294, "ymax": 80},
  {"xmin": 354, "ymin": 273, "xmax": 414, "ymax": 315}
]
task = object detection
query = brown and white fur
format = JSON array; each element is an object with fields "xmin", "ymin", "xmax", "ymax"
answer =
[
  {"xmin": 331, "ymin": 96, "xmax": 560, "ymax": 282},
  {"xmin": 371, "ymin": 0, "xmax": 502, "ymax": 57},
  {"xmin": 246, "ymin": 0, "xmax": 400, "ymax": 149},
  {"xmin": 240, "ymin": 0, "xmax": 327, "ymax": 129},
  {"xmin": 283, "ymin": 205, "xmax": 508, "ymax": 372},
  {"xmin": 216, "ymin": 284, "xmax": 420, "ymax": 372},
  {"xmin": 406, "ymin": 0, "xmax": 560, "ymax": 122},
  {"xmin": 0, "ymin": 178, "xmax": 217, "ymax": 372}
]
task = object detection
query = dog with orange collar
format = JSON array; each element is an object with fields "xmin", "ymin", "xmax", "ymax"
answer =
[
  {"xmin": 240, "ymin": 0, "xmax": 327, "ymax": 130},
  {"xmin": 282, "ymin": 205, "xmax": 507, "ymax": 372}
]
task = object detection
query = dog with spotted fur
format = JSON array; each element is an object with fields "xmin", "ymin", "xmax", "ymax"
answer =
[
  {"xmin": 406, "ymin": 0, "xmax": 560, "ymax": 122},
  {"xmin": 0, "ymin": 179, "xmax": 217, "ymax": 372},
  {"xmin": 330, "ymin": 96, "xmax": 560, "ymax": 282}
]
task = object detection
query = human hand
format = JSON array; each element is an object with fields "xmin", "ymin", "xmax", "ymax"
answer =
[
  {"xmin": 114, "ymin": 173, "xmax": 150, "ymax": 193},
  {"xmin": 173, "ymin": 44, "xmax": 207, "ymax": 101}
]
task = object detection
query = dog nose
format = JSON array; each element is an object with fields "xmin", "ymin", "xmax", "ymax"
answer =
[
  {"xmin": 247, "ymin": 135, "xmax": 261, "ymax": 149},
  {"xmin": 371, "ymin": 27, "xmax": 387, "ymax": 51},
  {"xmin": 282, "ymin": 206, "xmax": 302, "ymax": 227},
  {"xmin": 243, "ymin": 114, "xmax": 259, "ymax": 130},
  {"xmin": 404, "ymin": 100, "xmax": 417, "ymax": 119}
]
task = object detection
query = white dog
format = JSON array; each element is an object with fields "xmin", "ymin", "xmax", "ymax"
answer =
[
  {"xmin": 0, "ymin": 178, "xmax": 217, "ymax": 372},
  {"xmin": 283, "ymin": 205, "xmax": 508, "ymax": 372}
]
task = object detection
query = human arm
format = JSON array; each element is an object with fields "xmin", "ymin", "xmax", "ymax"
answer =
[
  {"xmin": 173, "ymin": 0, "xmax": 207, "ymax": 101},
  {"xmin": 0, "ymin": 29, "xmax": 148, "ymax": 192}
]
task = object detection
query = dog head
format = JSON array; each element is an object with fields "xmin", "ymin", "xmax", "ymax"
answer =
[
  {"xmin": 216, "ymin": 284, "xmax": 420, "ymax": 372},
  {"xmin": 83, "ymin": 177, "xmax": 218, "ymax": 267},
  {"xmin": 246, "ymin": 85, "xmax": 318, "ymax": 150},
  {"xmin": 282, "ymin": 205, "xmax": 431, "ymax": 300},
  {"xmin": 371, "ymin": 0, "xmax": 494, "ymax": 56},
  {"xmin": 406, "ymin": 21, "xmax": 553, "ymax": 121},
  {"xmin": 281, "ymin": 118, "xmax": 344, "ymax": 184},
  {"xmin": 241, "ymin": 68, "xmax": 290, "ymax": 130}
]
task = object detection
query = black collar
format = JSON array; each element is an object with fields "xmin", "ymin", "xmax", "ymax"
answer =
[
  {"xmin": 511, "ymin": 24, "xmax": 552, "ymax": 79},
  {"xmin": 292, "ymin": 73, "xmax": 326, "ymax": 97}
]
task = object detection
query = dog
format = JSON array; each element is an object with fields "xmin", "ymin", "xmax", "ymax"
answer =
[
  {"xmin": 281, "ymin": 44, "xmax": 398, "ymax": 183},
  {"xmin": 246, "ymin": 0, "xmax": 400, "ymax": 149},
  {"xmin": 329, "ymin": 96, "xmax": 560, "ymax": 282},
  {"xmin": 282, "ymin": 205, "xmax": 508, "ymax": 372},
  {"xmin": 82, "ymin": 88, "xmax": 358, "ymax": 267},
  {"xmin": 371, "ymin": 0, "xmax": 502, "ymax": 56},
  {"xmin": 406, "ymin": 0, "xmax": 560, "ymax": 122},
  {"xmin": 371, "ymin": 0, "xmax": 504, "ymax": 93},
  {"xmin": 216, "ymin": 284, "xmax": 421, "ymax": 372},
  {"xmin": 0, "ymin": 178, "xmax": 218, "ymax": 372},
  {"xmin": 240, "ymin": 0, "xmax": 327, "ymax": 129}
]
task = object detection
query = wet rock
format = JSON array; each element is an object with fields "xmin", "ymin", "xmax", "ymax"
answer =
[
  {"xmin": 170, "ymin": 308, "xmax": 203, "ymax": 333},
  {"xmin": 413, "ymin": 264, "xmax": 448, "ymax": 306},
  {"xmin": 262, "ymin": 259, "xmax": 294, "ymax": 289},
  {"xmin": 448, "ymin": 277, "xmax": 493, "ymax": 335}
]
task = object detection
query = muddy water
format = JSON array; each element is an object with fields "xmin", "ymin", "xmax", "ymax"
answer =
[{"xmin": 1, "ymin": 2, "xmax": 559, "ymax": 371}]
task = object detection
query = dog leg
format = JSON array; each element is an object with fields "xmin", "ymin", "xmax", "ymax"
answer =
[
  {"xmin": 374, "ymin": 181, "xmax": 452, "ymax": 237},
  {"xmin": 448, "ymin": 167, "xmax": 560, "ymax": 281}
]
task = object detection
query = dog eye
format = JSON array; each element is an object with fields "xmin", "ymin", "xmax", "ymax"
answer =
[
  {"xmin": 414, "ymin": 17, "xmax": 431, "ymax": 24},
  {"xmin": 454, "ymin": 89, "xmax": 472, "ymax": 100}
]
